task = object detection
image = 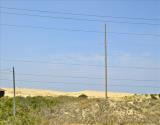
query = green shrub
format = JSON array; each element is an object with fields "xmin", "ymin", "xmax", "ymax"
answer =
[
  {"xmin": 150, "ymin": 94, "xmax": 158, "ymax": 100},
  {"xmin": 78, "ymin": 94, "xmax": 88, "ymax": 99}
]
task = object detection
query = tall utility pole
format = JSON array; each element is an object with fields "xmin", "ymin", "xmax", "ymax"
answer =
[
  {"xmin": 12, "ymin": 67, "xmax": 16, "ymax": 117},
  {"xmin": 104, "ymin": 24, "xmax": 108, "ymax": 99}
]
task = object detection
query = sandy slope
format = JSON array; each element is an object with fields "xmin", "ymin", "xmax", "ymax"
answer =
[{"xmin": 3, "ymin": 88, "xmax": 133, "ymax": 99}]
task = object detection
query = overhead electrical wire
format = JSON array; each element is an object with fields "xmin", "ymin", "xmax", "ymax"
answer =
[
  {"xmin": 0, "ymin": 23, "xmax": 102, "ymax": 33},
  {"xmin": 0, "ymin": 79, "xmax": 160, "ymax": 89},
  {"xmin": 1, "ymin": 71, "xmax": 160, "ymax": 82},
  {"xmin": 1, "ymin": 24, "xmax": 160, "ymax": 37},
  {"xmin": 0, "ymin": 0, "xmax": 159, "ymax": 1},
  {"xmin": 110, "ymin": 84, "xmax": 160, "ymax": 88},
  {"xmin": 1, "ymin": 11, "xmax": 160, "ymax": 26},
  {"xmin": 0, "ymin": 6, "xmax": 160, "ymax": 21},
  {"xmin": 0, "ymin": 69, "xmax": 11, "ymax": 72},
  {"xmin": 2, "ymin": 59, "xmax": 160, "ymax": 70},
  {"xmin": 110, "ymin": 78, "xmax": 160, "ymax": 82},
  {"xmin": 0, "ymin": 78, "xmax": 101, "ymax": 85},
  {"xmin": 1, "ymin": 72, "xmax": 104, "ymax": 80},
  {"xmin": 1, "ymin": 6, "xmax": 160, "ymax": 92}
]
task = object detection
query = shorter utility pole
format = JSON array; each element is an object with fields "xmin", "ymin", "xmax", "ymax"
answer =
[
  {"xmin": 12, "ymin": 67, "xmax": 16, "ymax": 117},
  {"xmin": 104, "ymin": 24, "xmax": 108, "ymax": 99}
]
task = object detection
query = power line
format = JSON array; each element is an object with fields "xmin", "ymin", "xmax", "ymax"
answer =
[
  {"xmin": 0, "ymin": 0, "xmax": 158, "ymax": 1},
  {"xmin": 1, "ymin": 72, "xmax": 104, "ymax": 79},
  {"xmin": 1, "ymin": 71, "xmax": 160, "ymax": 82},
  {"xmin": 2, "ymin": 59, "xmax": 160, "ymax": 70},
  {"xmin": 0, "ymin": 79, "xmax": 160, "ymax": 89},
  {"xmin": 1, "ymin": 6, "xmax": 160, "ymax": 21},
  {"xmin": 110, "ymin": 78, "xmax": 160, "ymax": 82},
  {"xmin": 109, "ymin": 54, "xmax": 159, "ymax": 58},
  {"xmin": 108, "ymin": 31, "xmax": 160, "ymax": 37},
  {"xmin": 0, "ymin": 23, "xmax": 102, "ymax": 33},
  {"xmin": 0, "ymin": 69, "xmax": 11, "ymax": 72},
  {"xmin": 110, "ymin": 84, "xmax": 160, "ymax": 88},
  {"xmin": 1, "ymin": 69, "xmax": 160, "ymax": 82},
  {"xmin": 0, "ymin": 78, "xmax": 100, "ymax": 85},
  {"xmin": 2, "ymin": 59, "xmax": 104, "ymax": 67},
  {"xmin": 1, "ymin": 24, "xmax": 160, "ymax": 37},
  {"xmin": 1, "ymin": 0, "xmax": 159, "ymax": 2},
  {"xmin": 1, "ymin": 11, "xmax": 160, "ymax": 26},
  {"xmin": 109, "ymin": 66, "xmax": 160, "ymax": 70}
]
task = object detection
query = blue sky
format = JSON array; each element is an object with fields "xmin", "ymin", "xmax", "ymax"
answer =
[{"xmin": 0, "ymin": 0, "xmax": 160, "ymax": 93}]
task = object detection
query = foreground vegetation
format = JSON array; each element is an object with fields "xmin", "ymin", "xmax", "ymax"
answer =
[{"xmin": 0, "ymin": 94, "xmax": 160, "ymax": 125}]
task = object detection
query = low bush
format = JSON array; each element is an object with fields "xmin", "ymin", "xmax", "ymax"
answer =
[
  {"xmin": 150, "ymin": 94, "xmax": 158, "ymax": 100},
  {"xmin": 78, "ymin": 94, "xmax": 88, "ymax": 99}
]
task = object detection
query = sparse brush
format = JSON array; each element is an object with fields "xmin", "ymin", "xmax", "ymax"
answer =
[
  {"xmin": 78, "ymin": 94, "xmax": 88, "ymax": 99},
  {"xmin": 150, "ymin": 94, "xmax": 158, "ymax": 100},
  {"xmin": 0, "ymin": 95, "xmax": 160, "ymax": 125}
]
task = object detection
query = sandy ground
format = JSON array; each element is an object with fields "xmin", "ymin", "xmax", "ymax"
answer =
[{"xmin": 2, "ymin": 88, "xmax": 134, "ymax": 99}]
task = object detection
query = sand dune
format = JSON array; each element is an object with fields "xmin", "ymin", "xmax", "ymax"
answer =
[{"xmin": 3, "ymin": 88, "xmax": 133, "ymax": 99}]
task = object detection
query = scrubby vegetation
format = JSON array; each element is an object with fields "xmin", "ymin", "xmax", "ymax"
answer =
[
  {"xmin": 0, "ymin": 96, "xmax": 60, "ymax": 125},
  {"xmin": 78, "ymin": 94, "xmax": 88, "ymax": 99},
  {"xmin": 150, "ymin": 94, "xmax": 159, "ymax": 100},
  {"xmin": 0, "ymin": 95, "xmax": 160, "ymax": 125}
]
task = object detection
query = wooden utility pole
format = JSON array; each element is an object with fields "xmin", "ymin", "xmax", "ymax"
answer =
[
  {"xmin": 104, "ymin": 24, "xmax": 108, "ymax": 99},
  {"xmin": 12, "ymin": 67, "xmax": 16, "ymax": 117}
]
